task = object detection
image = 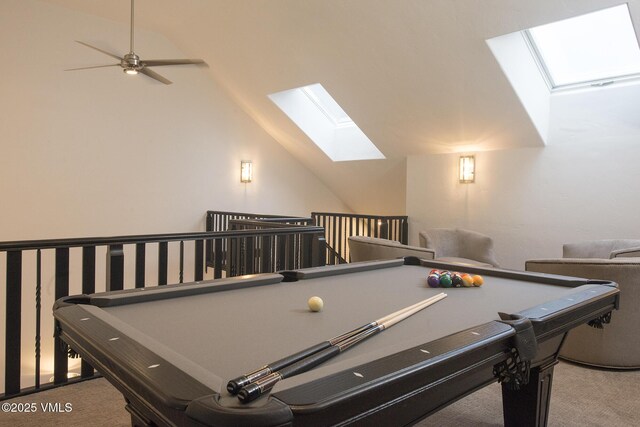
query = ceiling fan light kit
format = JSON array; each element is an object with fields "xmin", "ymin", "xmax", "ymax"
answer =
[{"xmin": 66, "ymin": 0, "xmax": 206, "ymax": 84}]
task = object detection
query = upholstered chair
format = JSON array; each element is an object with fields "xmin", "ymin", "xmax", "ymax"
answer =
[
  {"xmin": 526, "ymin": 239, "xmax": 640, "ymax": 369},
  {"xmin": 348, "ymin": 236, "xmax": 435, "ymax": 263},
  {"xmin": 418, "ymin": 228, "xmax": 499, "ymax": 267}
]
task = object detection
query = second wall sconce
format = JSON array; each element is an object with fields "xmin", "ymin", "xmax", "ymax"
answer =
[
  {"xmin": 241, "ymin": 160, "xmax": 253, "ymax": 183},
  {"xmin": 459, "ymin": 155, "xmax": 475, "ymax": 183}
]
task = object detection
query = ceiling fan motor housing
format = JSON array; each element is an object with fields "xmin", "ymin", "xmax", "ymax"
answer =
[{"xmin": 122, "ymin": 53, "xmax": 142, "ymax": 72}]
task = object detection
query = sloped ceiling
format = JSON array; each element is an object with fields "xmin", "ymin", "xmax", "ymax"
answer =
[{"xmin": 40, "ymin": 0, "xmax": 639, "ymax": 213}]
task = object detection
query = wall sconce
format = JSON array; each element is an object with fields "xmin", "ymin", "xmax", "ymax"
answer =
[
  {"xmin": 240, "ymin": 160, "xmax": 253, "ymax": 183},
  {"xmin": 459, "ymin": 155, "xmax": 475, "ymax": 183}
]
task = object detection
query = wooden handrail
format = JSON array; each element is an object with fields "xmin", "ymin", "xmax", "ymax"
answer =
[{"xmin": 0, "ymin": 227, "xmax": 325, "ymax": 251}]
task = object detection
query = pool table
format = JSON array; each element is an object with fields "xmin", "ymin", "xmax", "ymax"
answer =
[{"xmin": 53, "ymin": 257, "xmax": 619, "ymax": 427}]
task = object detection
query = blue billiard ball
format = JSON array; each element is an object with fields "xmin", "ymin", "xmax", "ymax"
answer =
[{"xmin": 427, "ymin": 273, "xmax": 440, "ymax": 288}]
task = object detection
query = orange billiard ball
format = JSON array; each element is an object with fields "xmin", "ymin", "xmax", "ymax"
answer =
[{"xmin": 472, "ymin": 275, "xmax": 484, "ymax": 286}]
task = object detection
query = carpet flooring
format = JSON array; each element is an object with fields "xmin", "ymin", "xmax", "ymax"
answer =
[{"xmin": 2, "ymin": 361, "xmax": 638, "ymax": 426}]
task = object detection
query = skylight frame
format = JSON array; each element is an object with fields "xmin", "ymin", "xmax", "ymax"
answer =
[
  {"xmin": 522, "ymin": 4, "xmax": 640, "ymax": 91},
  {"xmin": 300, "ymin": 86, "xmax": 353, "ymax": 127},
  {"xmin": 268, "ymin": 83, "xmax": 385, "ymax": 162}
]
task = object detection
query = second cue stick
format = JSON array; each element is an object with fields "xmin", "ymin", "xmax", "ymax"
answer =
[
  {"xmin": 227, "ymin": 293, "xmax": 446, "ymax": 394},
  {"xmin": 237, "ymin": 293, "xmax": 448, "ymax": 403}
]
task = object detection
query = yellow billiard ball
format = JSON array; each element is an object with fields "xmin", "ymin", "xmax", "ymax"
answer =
[
  {"xmin": 472, "ymin": 275, "xmax": 484, "ymax": 286},
  {"xmin": 308, "ymin": 296, "xmax": 324, "ymax": 312},
  {"xmin": 461, "ymin": 274, "xmax": 474, "ymax": 287}
]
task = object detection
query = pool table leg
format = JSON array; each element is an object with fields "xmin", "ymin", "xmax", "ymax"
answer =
[
  {"xmin": 501, "ymin": 358, "xmax": 558, "ymax": 427},
  {"xmin": 124, "ymin": 399, "xmax": 152, "ymax": 427}
]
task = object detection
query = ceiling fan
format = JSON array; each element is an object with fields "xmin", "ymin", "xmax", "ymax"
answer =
[{"xmin": 66, "ymin": 0, "xmax": 206, "ymax": 84}]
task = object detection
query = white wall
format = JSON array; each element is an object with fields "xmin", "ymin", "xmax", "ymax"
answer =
[
  {"xmin": 0, "ymin": 0, "xmax": 348, "ymax": 392},
  {"xmin": 407, "ymin": 129, "xmax": 640, "ymax": 270},
  {"xmin": 486, "ymin": 31, "xmax": 551, "ymax": 144},
  {"xmin": 408, "ymin": 43, "xmax": 640, "ymax": 270},
  {"xmin": 0, "ymin": 0, "xmax": 348, "ymax": 242}
]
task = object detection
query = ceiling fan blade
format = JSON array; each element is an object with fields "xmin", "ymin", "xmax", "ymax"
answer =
[
  {"xmin": 65, "ymin": 64, "xmax": 120, "ymax": 71},
  {"xmin": 75, "ymin": 41, "xmax": 123, "ymax": 61},
  {"xmin": 69, "ymin": 0, "xmax": 203, "ymax": 85},
  {"xmin": 141, "ymin": 59, "xmax": 206, "ymax": 67},
  {"xmin": 140, "ymin": 67, "xmax": 172, "ymax": 85}
]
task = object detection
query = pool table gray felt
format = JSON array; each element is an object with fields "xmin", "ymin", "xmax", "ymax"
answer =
[{"xmin": 53, "ymin": 258, "xmax": 619, "ymax": 427}]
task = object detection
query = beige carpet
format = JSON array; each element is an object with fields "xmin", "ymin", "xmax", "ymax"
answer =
[{"xmin": 3, "ymin": 361, "xmax": 639, "ymax": 426}]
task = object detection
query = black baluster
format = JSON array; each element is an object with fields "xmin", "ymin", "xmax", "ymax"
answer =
[
  {"xmin": 135, "ymin": 243, "xmax": 145, "ymax": 288},
  {"xmin": 158, "ymin": 242, "xmax": 168, "ymax": 285},
  {"xmin": 54, "ymin": 248, "xmax": 69, "ymax": 384},
  {"xmin": 214, "ymin": 239, "xmax": 223, "ymax": 279},
  {"xmin": 5, "ymin": 250, "xmax": 22, "ymax": 395},
  {"xmin": 179, "ymin": 241, "xmax": 184, "ymax": 283},
  {"xmin": 81, "ymin": 246, "xmax": 96, "ymax": 378},
  {"xmin": 35, "ymin": 249, "xmax": 41, "ymax": 389},
  {"xmin": 106, "ymin": 244, "xmax": 124, "ymax": 291},
  {"xmin": 194, "ymin": 240, "xmax": 204, "ymax": 281}
]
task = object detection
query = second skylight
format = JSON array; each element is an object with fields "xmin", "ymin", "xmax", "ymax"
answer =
[{"xmin": 525, "ymin": 4, "xmax": 640, "ymax": 88}]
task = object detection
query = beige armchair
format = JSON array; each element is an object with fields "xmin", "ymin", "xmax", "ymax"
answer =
[
  {"xmin": 418, "ymin": 228, "xmax": 499, "ymax": 267},
  {"xmin": 348, "ymin": 236, "xmax": 435, "ymax": 263},
  {"xmin": 526, "ymin": 239, "xmax": 640, "ymax": 369}
]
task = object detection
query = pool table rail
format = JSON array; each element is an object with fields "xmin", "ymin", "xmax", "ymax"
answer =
[
  {"xmin": 54, "ymin": 303, "xmax": 217, "ymax": 423},
  {"xmin": 517, "ymin": 282, "xmax": 619, "ymax": 341},
  {"xmin": 268, "ymin": 320, "xmax": 516, "ymax": 426}
]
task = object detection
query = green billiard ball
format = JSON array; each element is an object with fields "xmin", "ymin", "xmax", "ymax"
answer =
[{"xmin": 439, "ymin": 274, "xmax": 453, "ymax": 288}]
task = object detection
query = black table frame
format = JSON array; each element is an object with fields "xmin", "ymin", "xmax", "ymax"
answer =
[{"xmin": 53, "ymin": 258, "xmax": 619, "ymax": 427}]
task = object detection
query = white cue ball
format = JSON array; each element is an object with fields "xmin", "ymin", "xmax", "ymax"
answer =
[{"xmin": 307, "ymin": 296, "xmax": 324, "ymax": 312}]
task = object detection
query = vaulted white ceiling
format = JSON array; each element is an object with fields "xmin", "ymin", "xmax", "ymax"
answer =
[{"xmin": 41, "ymin": 0, "xmax": 640, "ymax": 213}]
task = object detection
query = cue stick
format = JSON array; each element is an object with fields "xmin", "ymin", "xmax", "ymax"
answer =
[
  {"xmin": 226, "ymin": 293, "xmax": 446, "ymax": 394},
  {"xmin": 237, "ymin": 293, "xmax": 447, "ymax": 403}
]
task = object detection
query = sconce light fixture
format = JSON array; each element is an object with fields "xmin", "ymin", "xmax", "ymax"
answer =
[
  {"xmin": 459, "ymin": 155, "xmax": 475, "ymax": 183},
  {"xmin": 240, "ymin": 160, "xmax": 253, "ymax": 183}
]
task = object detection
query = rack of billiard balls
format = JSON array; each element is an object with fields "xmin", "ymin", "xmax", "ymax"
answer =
[{"xmin": 427, "ymin": 269, "xmax": 484, "ymax": 288}]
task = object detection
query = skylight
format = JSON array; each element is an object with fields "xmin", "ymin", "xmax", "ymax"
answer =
[
  {"xmin": 268, "ymin": 83, "xmax": 385, "ymax": 161},
  {"xmin": 525, "ymin": 4, "xmax": 640, "ymax": 89}
]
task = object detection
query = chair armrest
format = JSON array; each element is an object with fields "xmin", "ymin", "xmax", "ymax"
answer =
[
  {"xmin": 610, "ymin": 246, "xmax": 640, "ymax": 258},
  {"xmin": 526, "ymin": 257, "xmax": 640, "ymax": 284},
  {"xmin": 527, "ymin": 257, "xmax": 640, "ymax": 267}
]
